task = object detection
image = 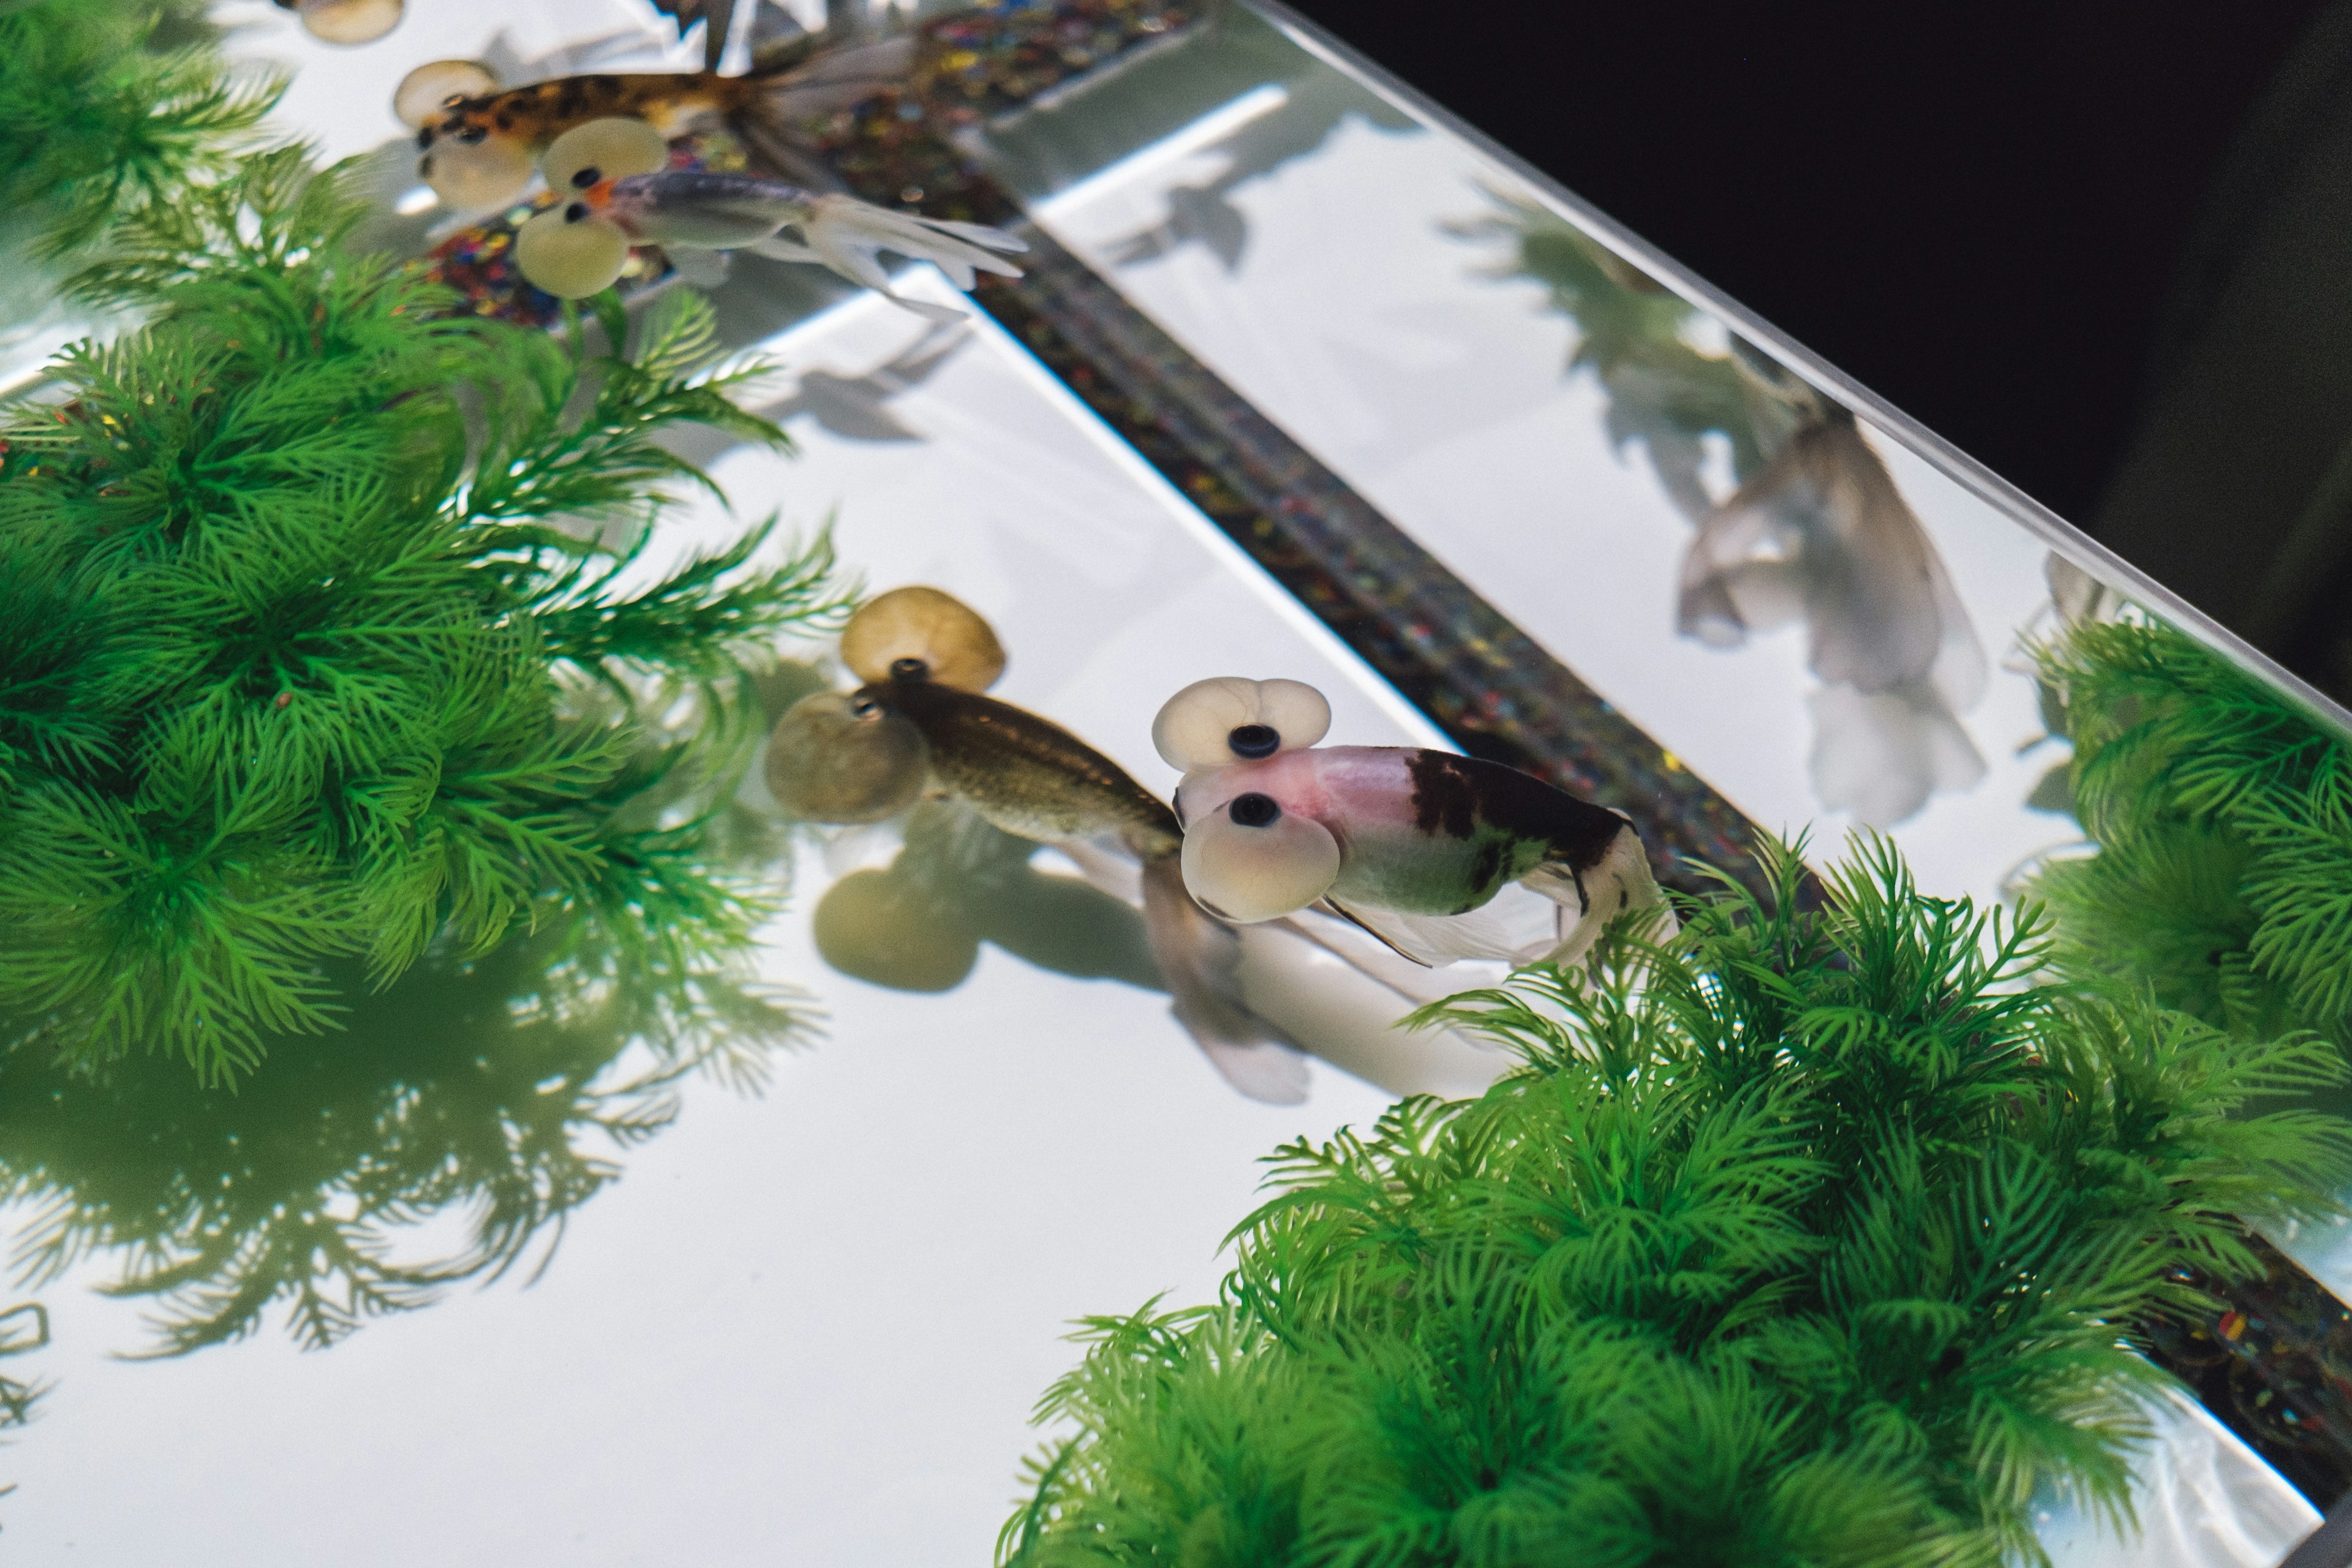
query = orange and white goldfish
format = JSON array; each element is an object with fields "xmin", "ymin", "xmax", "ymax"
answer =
[
  {"xmin": 401, "ymin": 35, "xmax": 913, "ymax": 212},
  {"xmin": 511, "ymin": 119, "xmax": 1024, "ymax": 320}
]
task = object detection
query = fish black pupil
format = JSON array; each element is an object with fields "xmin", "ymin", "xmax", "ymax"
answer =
[
  {"xmin": 1228, "ymin": 724, "xmax": 1279, "ymax": 759},
  {"xmin": 571, "ymin": 167, "xmax": 601, "ymax": 189},
  {"xmin": 1229, "ymin": 793, "xmax": 1281, "ymax": 828},
  {"xmin": 563, "ymin": 202, "xmax": 589, "ymax": 222},
  {"xmin": 458, "ymin": 124, "xmax": 487, "ymax": 145},
  {"xmin": 889, "ymin": 658, "xmax": 929, "ymax": 681},
  {"xmin": 851, "ymin": 697, "xmax": 878, "ymax": 717}
]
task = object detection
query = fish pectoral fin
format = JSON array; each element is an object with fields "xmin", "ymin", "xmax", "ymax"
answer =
[{"xmin": 1315, "ymin": 898, "xmax": 1434, "ymax": 967}]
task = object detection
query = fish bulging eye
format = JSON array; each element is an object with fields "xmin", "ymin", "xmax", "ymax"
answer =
[
  {"xmin": 394, "ymin": 59, "xmax": 499, "ymax": 127},
  {"xmin": 766, "ymin": 692, "xmax": 929, "ymax": 824},
  {"xmin": 417, "ymin": 134, "xmax": 535, "ymax": 211},
  {"xmin": 514, "ymin": 205, "xmax": 630, "ymax": 298},
  {"xmin": 457, "ymin": 124, "xmax": 488, "ymax": 145},
  {"xmin": 1152, "ymin": 677, "xmax": 1333, "ymax": 773},
  {"xmin": 540, "ymin": 118, "xmax": 669, "ymax": 197},
  {"xmin": 292, "ymin": 0, "xmax": 403, "ymax": 45},
  {"xmin": 840, "ymin": 587, "xmax": 1006, "ymax": 692},
  {"xmin": 1180, "ymin": 805, "xmax": 1340, "ymax": 922},
  {"xmin": 563, "ymin": 202, "xmax": 589, "ymax": 222},
  {"xmin": 1228, "ymin": 725, "xmax": 1278, "ymax": 760},
  {"xmin": 1229, "ymin": 792, "xmax": 1281, "ymax": 827}
]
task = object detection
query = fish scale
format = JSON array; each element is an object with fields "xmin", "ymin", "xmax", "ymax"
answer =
[{"xmin": 871, "ymin": 679, "xmax": 1179, "ymax": 857}]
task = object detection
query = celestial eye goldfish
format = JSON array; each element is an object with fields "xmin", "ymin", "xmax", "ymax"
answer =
[
  {"xmin": 512, "ymin": 119, "xmax": 1025, "ymax": 318},
  {"xmin": 766, "ymin": 590, "xmax": 1307, "ymax": 1102},
  {"xmin": 277, "ymin": 0, "xmax": 402, "ymax": 45},
  {"xmin": 1155, "ymin": 678, "xmax": 1672, "ymax": 968},
  {"xmin": 401, "ymin": 35, "xmax": 913, "ymax": 213}
]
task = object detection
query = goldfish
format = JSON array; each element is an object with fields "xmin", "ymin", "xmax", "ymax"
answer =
[
  {"xmin": 1155, "ymin": 678, "xmax": 1670, "ymax": 968},
  {"xmin": 766, "ymin": 589, "xmax": 1308, "ymax": 1102},
  {"xmin": 511, "ymin": 118, "xmax": 1024, "ymax": 318},
  {"xmin": 400, "ymin": 34, "xmax": 914, "ymax": 213}
]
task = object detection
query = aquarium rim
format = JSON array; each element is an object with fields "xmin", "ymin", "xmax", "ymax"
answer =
[{"xmin": 1246, "ymin": 0, "xmax": 2352, "ymax": 750}]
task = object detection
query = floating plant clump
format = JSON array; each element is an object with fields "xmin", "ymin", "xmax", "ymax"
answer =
[
  {"xmin": 0, "ymin": 149, "xmax": 848, "ymax": 1083},
  {"xmin": 1001, "ymin": 837, "xmax": 2352, "ymax": 1568},
  {"xmin": 2031, "ymin": 617, "xmax": 2352, "ymax": 1048},
  {"xmin": 0, "ymin": 0, "xmax": 274, "ymax": 259}
]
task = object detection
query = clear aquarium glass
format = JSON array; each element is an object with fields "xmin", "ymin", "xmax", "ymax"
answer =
[{"xmin": 4, "ymin": 1, "xmax": 2348, "ymax": 1564}]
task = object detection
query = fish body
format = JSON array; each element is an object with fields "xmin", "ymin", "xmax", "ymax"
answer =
[
  {"xmin": 598, "ymin": 168, "xmax": 816, "ymax": 248},
  {"xmin": 418, "ymin": 71, "xmax": 744, "ymax": 155},
  {"xmin": 842, "ymin": 675, "xmax": 1298, "ymax": 1101},
  {"xmin": 412, "ymin": 36, "xmax": 915, "ymax": 209},
  {"xmin": 862, "ymin": 677, "xmax": 1180, "ymax": 860},
  {"xmin": 538, "ymin": 164, "xmax": 1023, "ymax": 318},
  {"xmin": 1174, "ymin": 745, "xmax": 1662, "ymax": 967},
  {"xmin": 1177, "ymin": 747, "xmax": 1624, "ymax": 916}
]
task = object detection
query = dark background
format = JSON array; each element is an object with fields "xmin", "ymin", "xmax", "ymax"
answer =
[{"xmin": 1276, "ymin": 0, "xmax": 2327, "ymax": 535}]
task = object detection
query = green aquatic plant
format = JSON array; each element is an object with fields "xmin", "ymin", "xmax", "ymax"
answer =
[
  {"xmin": 2030, "ymin": 617, "xmax": 2352, "ymax": 1046},
  {"xmin": 1000, "ymin": 837, "xmax": 2352, "ymax": 1568},
  {"xmin": 0, "ymin": 150, "xmax": 849, "ymax": 1082},
  {"xmin": 0, "ymin": 673, "xmax": 806, "ymax": 1356},
  {"xmin": 0, "ymin": 0, "xmax": 271, "ymax": 261}
]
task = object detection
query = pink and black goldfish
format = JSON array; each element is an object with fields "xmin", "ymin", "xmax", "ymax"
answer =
[
  {"xmin": 765, "ymin": 590, "xmax": 1307, "ymax": 1102},
  {"xmin": 401, "ymin": 34, "xmax": 914, "ymax": 213},
  {"xmin": 512, "ymin": 119, "xmax": 1023, "ymax": 318},
  {"xmin": 1155, "ymin": 678, "xmax": 1670, "ymax": 968}
]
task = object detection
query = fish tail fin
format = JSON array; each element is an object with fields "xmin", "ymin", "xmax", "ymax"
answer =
[
  {"xmin": 1534, "ymin": 821, "xmax": 1676, "ymax": 971},
  {"xmin": 1139, "ymin": 853, "xmax": 1309, "ymax": 1104},
  {"xmin": 736, "ymin": 35, "xmax": 919, "ymax": 187}
]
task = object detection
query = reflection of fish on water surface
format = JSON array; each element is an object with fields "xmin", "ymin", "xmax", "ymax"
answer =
[
  {"xmin": 1679, "ymin": 404, "xmax": 1988, "ymax": 828},
  {"xmin": 767, "ymin": 587, "xmax": 1314, "ymax": 1103},
  {"xmin": 1466, "ymin": 202, "xmax": 1989, "ymax": 829}
]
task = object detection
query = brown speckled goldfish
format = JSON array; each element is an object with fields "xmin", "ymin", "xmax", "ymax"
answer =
[
  {"xmin": 766, "ymin": 589, "xmax": 1311, "ymax": 1104},
  {"xmin": 404, "ymin": 35, "xmax": 913, "ymax": 212}
]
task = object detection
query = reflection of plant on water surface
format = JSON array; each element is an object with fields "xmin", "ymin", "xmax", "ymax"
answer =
[
  {"xmin": 0, "ymin": 679, "xmax": 815, "ymax": 1360},
  {"xmin": 0, "ymin": 919, "xmax": 808, "ymax": 1360}
]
